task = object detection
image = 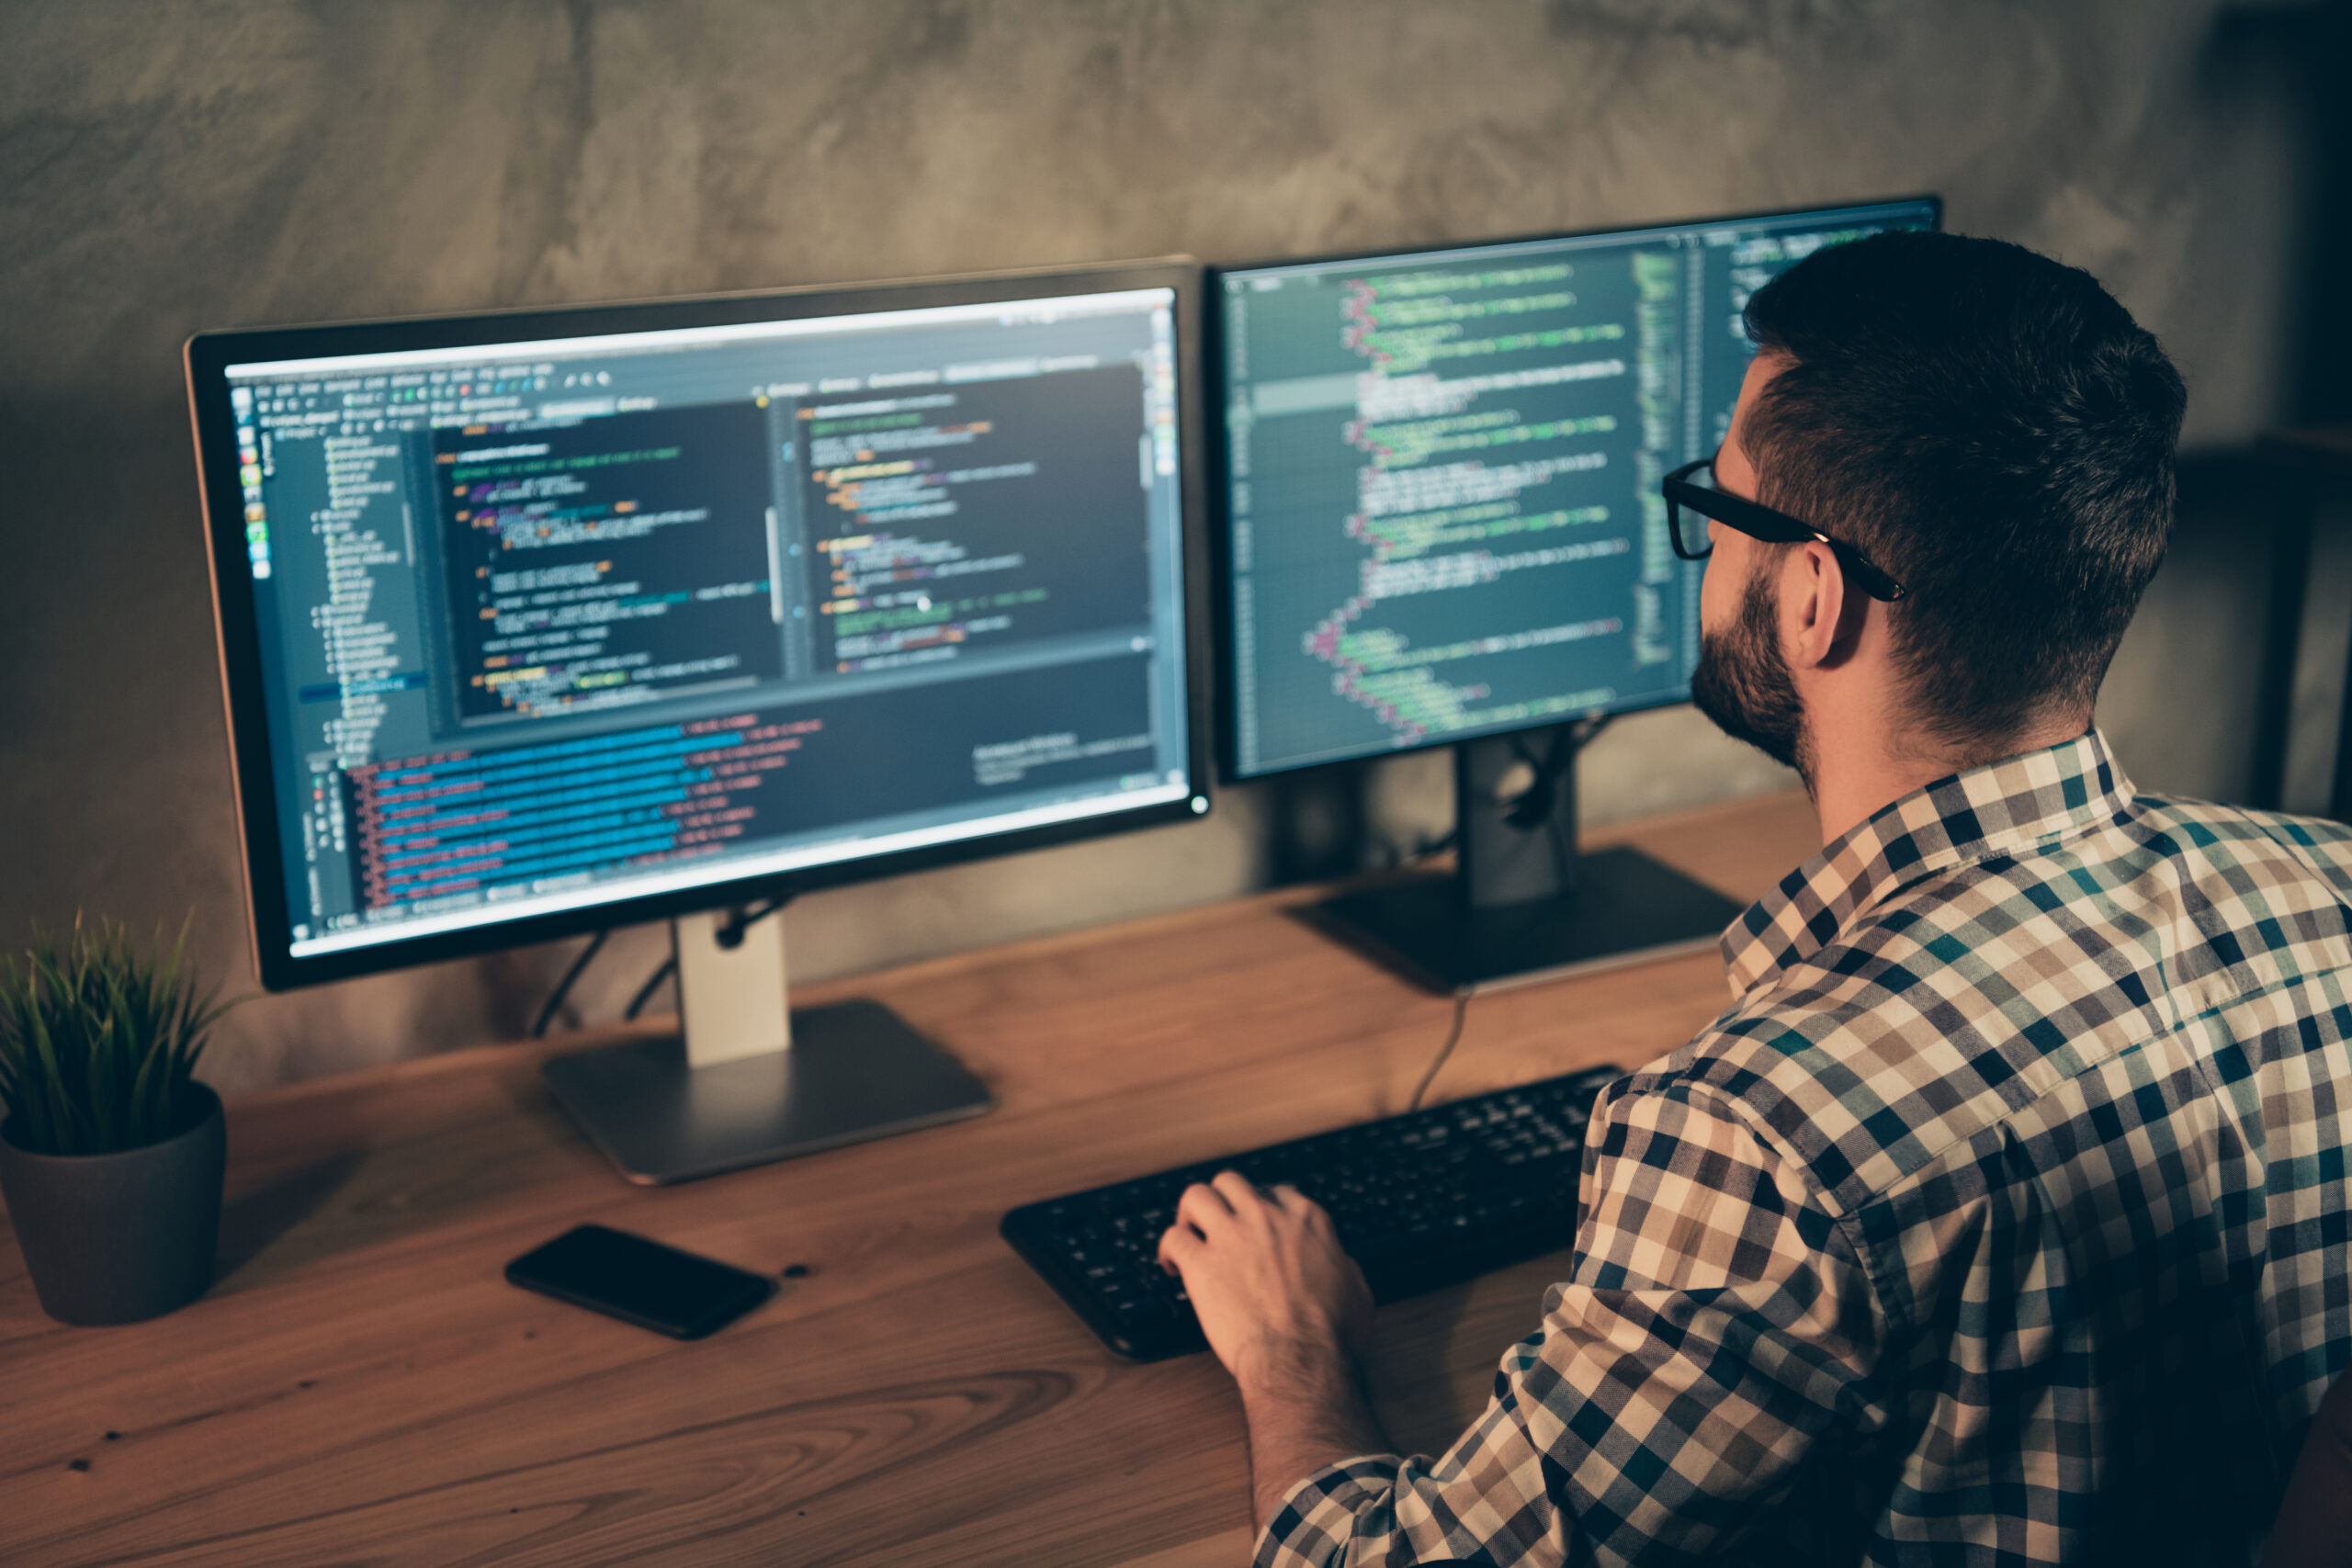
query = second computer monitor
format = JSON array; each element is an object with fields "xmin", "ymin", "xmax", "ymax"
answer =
[{"xmin": 1217, "ymin": 197, "xmax": 1939, "ymax": 780}]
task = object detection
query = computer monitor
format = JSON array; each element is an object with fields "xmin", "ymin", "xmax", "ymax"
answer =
[
  {"xmin": 1215, "ymin": 197, "xmax": 1940, "ymax": 989},
  {"xmin": 186, "ymin": 260, "xmax": 1210, "ymax": 1182}
]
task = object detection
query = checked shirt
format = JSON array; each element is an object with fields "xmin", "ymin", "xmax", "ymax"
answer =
[{"xmin": 1257, "ymin": 731, "xmax": 2352, "ymax": 1566}]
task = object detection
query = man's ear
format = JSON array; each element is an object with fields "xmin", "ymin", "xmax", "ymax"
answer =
[{"xmin": 1781, "ymin": 540, "xmax": 1854, "ymax": 671}]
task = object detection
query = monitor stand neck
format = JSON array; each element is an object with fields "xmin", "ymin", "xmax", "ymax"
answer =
[
  {"xmin": 541, "ymin": 908, "xmax": 991, "ymax": 1185},
  {"xmin": 674, "ymin": 907, "xmax": 795, "ymax": 1068},
  {"xmin": 1455, "ymin": 719, "xmax": 1594, "ymax": 912},
  {"xmin": 1306, "ymin": 719, "xmax": 1748, "ymax": 995}
]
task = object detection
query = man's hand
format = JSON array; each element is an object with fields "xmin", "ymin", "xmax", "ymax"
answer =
[
  {"xmin": 1157, "ymin": 1172, "xmax": 1389, "ymax": 1528},
  {"xmin": 1156, "ymin": 1171, "xmax": 1373, "ymax": 1382}
]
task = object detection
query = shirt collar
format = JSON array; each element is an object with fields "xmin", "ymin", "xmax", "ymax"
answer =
[{"xmin": 1721, "ymin": 728, "xmax": 2135, "ymax": 999}]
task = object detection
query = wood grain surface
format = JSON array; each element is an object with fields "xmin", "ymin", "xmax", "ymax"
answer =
[{"xmin": 0, "ymin": 791, "xmax": 1817, "ymax": 1567}]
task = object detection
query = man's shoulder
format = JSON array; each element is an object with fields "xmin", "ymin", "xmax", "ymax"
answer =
[
  {"xmin": 1626, "ymin": 792, "xmax": 2352, "ymax": 1213},
  {"xmin": 1616, "ymin": 993, "xmax": 1967, "ymax": 1219},
  {"xmin": 2126, "ymin": 793, "xmax": 2352, "ymax": 864}
]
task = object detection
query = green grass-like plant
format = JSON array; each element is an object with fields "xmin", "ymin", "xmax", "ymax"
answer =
[{"xmin": 0, "ymin": 917, "xmax": 235, "ymax": 1157}]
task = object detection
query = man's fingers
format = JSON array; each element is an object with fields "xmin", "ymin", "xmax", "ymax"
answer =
[
  {"xmin": 1211, "ymin": 1169, "xmax": 1268, "ymax": 1213},
  {"xmin": 1266, "ymin": 1182, "xmax": 1342, "ymax": 1237},
  {"xmin": 1156, "ymin": 1222, "xmax": 1201, "ymax": 1275},
  {"xmin": 1175, "ymin": 1179, "xmax": 1235, "ymax": 1231},
  {"xmin": 1271, "ymin": 1182, "xmax": 1323, "ymax": 1220}
]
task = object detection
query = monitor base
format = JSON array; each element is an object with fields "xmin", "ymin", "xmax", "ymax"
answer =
[
  {"xmin": 1307, "ymin": 844, "xmax": 1743, "ymax": 994},
  {"xmin": 543, "ymin": 998, "xmax": 991, "ymax": 1186}
]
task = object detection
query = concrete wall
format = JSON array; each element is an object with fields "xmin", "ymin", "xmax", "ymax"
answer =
[{"xmin": 0, "ymin": 0, "xmax": 2322, "ymax": 1090}]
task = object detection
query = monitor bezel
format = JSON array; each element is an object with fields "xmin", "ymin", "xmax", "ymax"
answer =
[
  {"xmin": 187, "ymin": 258, "xmax": 1216, "ymax": 992},
  {"xmin": 1205, "ymin": 194, "xmax": 1943, "ymax": 784}
]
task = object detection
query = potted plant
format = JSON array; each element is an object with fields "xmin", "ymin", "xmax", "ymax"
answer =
[{"xmin": 0, "ymin": 917, "xmax": 236, "ymax": 1325}]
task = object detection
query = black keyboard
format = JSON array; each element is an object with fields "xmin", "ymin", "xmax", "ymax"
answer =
[{"xmin": 1000, "ymin": 1064, "xmax": 1623, "ymax": 1361}]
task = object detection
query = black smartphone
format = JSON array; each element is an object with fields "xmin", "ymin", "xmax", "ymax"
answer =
[{"xmin": 505, "ymin": 1224, "xmax": 775, "ymax": 1339}]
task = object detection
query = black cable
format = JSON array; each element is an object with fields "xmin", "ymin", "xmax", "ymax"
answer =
[
  {"xmin": 1406, "ymin": 989, "xmax": 1474, "ymax": 1112},
  {"xmin": 1385, "ymin": 714, "xmax": 1610, "ymax": 871},
  {"xmin": 715, "ymin": 896, "xmax": 788, "ymax": 948},
  {"xmin": 621, "ymin": 896, "xmax": 794, "ymax": 1022},
  {"xmin": 1381, "ymin": 828, "xmax": 1456, "ymax": 869},
  {"xmin": 530, "ymin": 929, "xmax": 609, "ymax": 1039},
  {"xmin": 623, "ymin": 955, "xmax": 675, "ymax": 1022},
  {"xmin": 1533, "ymin": 727, "xmax": 1579, "ymax": 869},
  {"xmin": 1504, "ymin": 730, "xmax": 1555, "ymax": 829}
]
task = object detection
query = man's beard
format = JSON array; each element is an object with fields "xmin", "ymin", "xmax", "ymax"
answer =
[{"xmin": 1690, "ymin": 568, "xmax": 1813, "ymax": 785}]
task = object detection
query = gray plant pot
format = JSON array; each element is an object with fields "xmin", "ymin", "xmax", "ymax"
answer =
[{"xmin": 0, "ymin": 1085, "xmax": 225, "ymax": 1325}]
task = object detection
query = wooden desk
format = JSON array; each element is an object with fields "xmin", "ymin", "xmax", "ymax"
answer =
[{"xmin": 0, "ymin": 792, "xmax": 1816, "ymax": 1568}]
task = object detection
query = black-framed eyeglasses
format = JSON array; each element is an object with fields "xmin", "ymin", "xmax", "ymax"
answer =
[{"xmin": 1661, "ymin": 456, "xmax": 1907, "ymax": 603}]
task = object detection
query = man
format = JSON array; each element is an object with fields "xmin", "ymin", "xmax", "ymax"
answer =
[{"xmin": 1158, "ymin": 231, "xmax": 2352, "ymax": 1565}]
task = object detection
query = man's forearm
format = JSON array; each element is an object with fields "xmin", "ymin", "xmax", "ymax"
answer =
[{"xmin": 1238, "ymin": 1339, "xmax": 1393, "ymax": 1531}]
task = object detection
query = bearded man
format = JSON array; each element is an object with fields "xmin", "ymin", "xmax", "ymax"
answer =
[{"xmin": 1159, "ymin": 230, "xmax": 2352, "ymax": 1566}]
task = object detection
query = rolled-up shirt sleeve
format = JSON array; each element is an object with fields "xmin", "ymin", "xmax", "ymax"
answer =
[{"xmin": 1253, "ymin": 1078, "xmax": 1887, "ymax": 1568}]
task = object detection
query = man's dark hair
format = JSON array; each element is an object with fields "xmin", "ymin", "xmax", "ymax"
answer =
[{"xmin": 1740, "ymin": 230, "xmax": 2187, "ymax": 747}]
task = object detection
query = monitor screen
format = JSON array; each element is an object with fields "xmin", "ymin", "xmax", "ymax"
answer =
[
  {"xmin": 1216, "ymin": 197, "xmax": 1939, "ymax": 779},
  {"xmin": 187, "ymin": 265, "xmax": 1205, "ymax": 987}
]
